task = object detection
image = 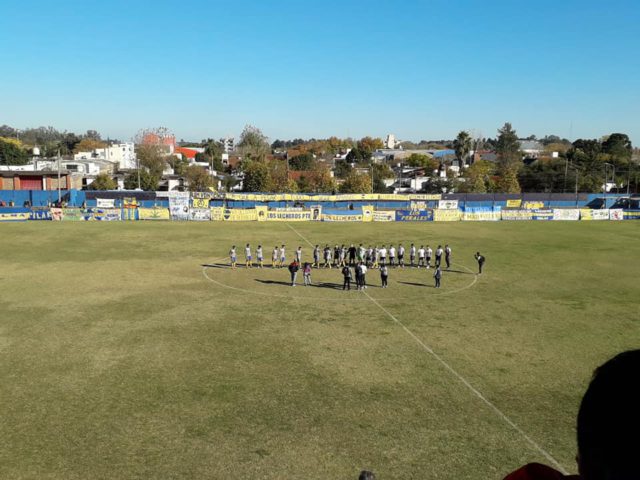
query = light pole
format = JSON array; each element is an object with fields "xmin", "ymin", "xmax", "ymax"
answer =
[
  {"xmin": 566, "ymin": 161, "xmax": 579, "ymax": 207},
  {"xmin": 603, "ymin": 162, "xmax": 615, "ymax": 209}
]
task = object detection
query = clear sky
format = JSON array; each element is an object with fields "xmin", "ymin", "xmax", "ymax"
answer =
[{"xmin": 1, "ymin": 0, "xmax": 639, "ymax": 144}]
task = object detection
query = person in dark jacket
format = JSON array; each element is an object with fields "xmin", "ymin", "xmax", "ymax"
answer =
[
  {"xmin": 474, "ymin": 252, "xmax": 485, "ymax": 274},
  {"xmin": 288, "ymin": 260, "xmax": 299, "ymax": 286},
  {"xmin": 342, "ymin": 265, "xmax": 352, "ymax": 290}
]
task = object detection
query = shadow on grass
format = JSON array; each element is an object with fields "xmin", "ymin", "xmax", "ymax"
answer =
[
  {"xmin": 397, "ymin": 281, "xmax": 436, "ymax": 288},
  {"xmin": 255, "ymin": 279, "xmax": 292, "ymax": 287},
  {"xmin": 201, "ymin": 263, "xmax": 231, "ymax": 269}
]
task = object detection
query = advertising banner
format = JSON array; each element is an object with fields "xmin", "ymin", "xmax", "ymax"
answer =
[
  {"xmin": 50, "ymin": 208, "xmax": 63, "ymax": 221},
  {"xmin": 96, "ymin": 198, "xmax": 115, "ymax": 208},
  {"xmin": 410, "ymin": 201, "xmax": 427, "ymax": 211},
  {"xmin": 523, "ymin": 201, "xmax": 545, "ymax": 210},
  {"xmin": 580, "ymin": 209, "xmax": 610, "ymax": 221},
  {"xmin": 531, "ymin": 209, "xmax": 554, "ymax": 221},
  {"xmin": 461, "ymin": 208, "xmax": 501, "ymax": 221},
  {"xmin": 266, "ymin": 210, "xmax": 313, "ymax": 221},
  {"xmin": 168, "ymin": 192, "xmax": 190, "ymax": 220},
  {"xmin": 189, "ymin": 208, "xmax": 211, "ymax": 221},
  {"xmin": 438, "ymin": 199, "xmax": 459, "ymax": 210},
  {"xmin": 506, "ymin": 199, "xmax": 522, "ymax": 208},
  {"xmin": 609, "ymin": 209, "xmax": 624, "ymax": 221},
  {"xmin": 138, "ymin": 207, "xmax": 170, "ymax": 220},
  {"xmin": 373, "ymin": 210, "xmax": 396, "ymax": 222},
  {"xmin": 621, "ymin": 210, "xmax": 640, "ymax": 220},
  {"xmin": 192, "ymin": 198, "xmax": 210, "ymax": 209},
  {"xmin": 361, "ymin": 205, "xmax": 374, "ymax": 222},
  {"xmin": 93, "ymin": 208, "xmax": 121, "ymax": 221},
  {"xmin": 0, "ymin": 212, "xmax": 29, "ymax": 222},
  {"xmin": 122, "ymin": 197, "xmax": 138, "ymax": 208},
  {"xmin": 210, "ymin": 207, "xmax": 224, "ymax": 221},
  {"xmin": 553, "ymin": 209, "xmax": 580, "ymax": 221},
  {"xmin": 395, "ymin": 210, "xmax": 434, "ymax": 222},
  {"xmin": 61, "ymin": 208, "xmax": 86, "ymax": 221},
  {"xmin": 224, "ymin": 193, "xmax": 441, "ymax": 202},
  {"xmin": 29, "ymin": 209, "xmax": 52, "ymax": 220},
  {"xmin": 501, "ymin": 210, "xmax": 533, "ymax": 221},
  {"xmin": 322, "ymin": 213, "xmax": 363, "ymax": 222},
  {"xmin": 433, "ymin": 209, "xmax": 462, "ymax": 222},
  {"xmin": 221, "ymin": 208, "xmax": 258, "ymax": 221}
]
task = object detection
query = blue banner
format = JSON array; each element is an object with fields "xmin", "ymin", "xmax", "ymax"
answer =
[
  {"xmin": 29, "ymin": 209, "xmax": 53, "ymax": 220},
  {"xmin": 395, "ymin": 210, "xmax": 434, "ymax": 222},
  {"xmin": 532, "ymin": 209, "xmax": 554, "ymax": 221}
]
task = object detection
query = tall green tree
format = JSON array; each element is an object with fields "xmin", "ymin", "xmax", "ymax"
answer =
[
  {"xmin": 454, "ymin": 130, "xmax": 473, "ymax": 166},
  {"xmin": 0, "ymin": 138, "xmax": 29, "ymax": 165},
  {"xmin": 238, "ymin": 125, "xmax": 270, "ymax": 161},
  {"xmin": 242, "ymin": 160, "xmax": 270, "ymax": 192},
  {"xmin": 185, "ymin": 165, "xmax": 214, "ymax": 192},
  {"xmin": 496, "ymin": 122, "xmax": 521, "ymax": 167},
  {"xmin": 137, "ymin": 144, "xmax": 167, "ymax": 178},
  {"xmin": 458, "ymin": 160, "xmax": 494, "ymax": 193},
  {"xmin": 124, "ymin": 170, "xmax": 159, "ymax": 191}
]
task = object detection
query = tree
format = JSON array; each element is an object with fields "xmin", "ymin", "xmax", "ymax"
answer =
[
  {"xmin": 357, "ymin": 136, "xmax": 384, "ymax": 152},
  {"xmin": 0, "ymin": 137, "xmax": 29, "ymax": 165},
  {"xmin": 136, "ymin": 144, "xmax": 167, "ymax": 178},
  {"xmin": 238, "ymin": 125, "xmax": 270, "ymax": 161},
  {"xmin": 306, "ymin": 164, "xmax": 336, "ymax": 193},
  {"xmin": 242, "ymin": 160, "xmax": 270, "ymax": 192},
  {"xmin": 372, "ymin": 164, "xmax": 393, "ymax": 193},
  {"xmin": 339, "ymin": 170, "xmax": 372, "ymax": 193},
  {"xmin": 496, "ymin": 122, "xmax": 521, "ymax": 167},
  {"xmin": 334, "ymin": 159, "xmax": 352, "ymax": 178},
  {"xmin": 84, "ymin": 129, "xmax": 102, "ymax": 141},
  {"xmin": 266, "ymin": 160, "xmax": 298, "ymax": 193},
  {"xmin": 453, "ymin": 130, "xmax": 472, "ymax": 166},
  {"xmin": 405, "ymin": 153, "xmax": 439, "ymax": 172},
  {"xmin": 602, "ymin": 133, "xmax": 632, "ymax": 165},
  {"xmin": 168, "ymin": 155, "xmax": 189, "ymax": 175},
  {"xmin": 495, "ymin": 165, "xmax": 521, "ymax": 193},
  {"xmin": 288, "ymin": 152, "xmax": 314, "ymax": 170},
  {"xmin": 345, "ymin": 147, "xmax": 371, "ymax": 163},
  {"xmin": 88, "ymin": 173, "xmax": 116, "ymax": 190},
  {"xmin": 73, "ymin": 138, "xmax": 107, "ymax": 154},
  {"xmin": 202, "ymin": 139, "xmax": 224, "ymax": 161},
  {"xmin": 123, "ymin": 170, "xmax": 159, "ymax": 191},
  {"xmin": 185, "ymin": 165, "xmax": 214, "ymax": 192},
  {"xmin": 458, "ymin": 160, "xmax": 495, "ymax": 193}
]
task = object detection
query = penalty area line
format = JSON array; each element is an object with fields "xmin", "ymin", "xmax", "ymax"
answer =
[{"xmin": 285, "ymin": 221, "xmax": 568, "ymax": 474}]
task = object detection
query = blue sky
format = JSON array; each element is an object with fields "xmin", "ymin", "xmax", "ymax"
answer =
[{"xmin": 1, "ymin": 0, "xmax": 639, "ymax": 144}]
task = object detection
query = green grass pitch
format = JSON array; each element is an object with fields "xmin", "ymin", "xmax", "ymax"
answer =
[{"xmin": 1, "ymin": 221, "xmax": 638, "ymax": 479}]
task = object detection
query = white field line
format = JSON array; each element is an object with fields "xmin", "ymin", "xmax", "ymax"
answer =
[{"xmin": 284, "ymin": 222, "xmax": 568, "ymax": 474}]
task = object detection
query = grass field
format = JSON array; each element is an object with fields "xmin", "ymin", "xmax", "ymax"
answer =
[{"xmin": 1, "ymin": 221, "xmax": 639, "ymax": 479}]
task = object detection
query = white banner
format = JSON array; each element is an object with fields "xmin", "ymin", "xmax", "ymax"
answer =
[
  {"xmin": 580, "ymin": 209, "xmax": 610, "ymax": 221},
  {"xmin": 189, "ymin": 208, "xmax": 211, "ymax": 221},
  {"xmin": 553, "ymin": 209, "xmax": 580, "ymax": 221},
  {"xmin": 168, "ymin": 192, "xmax": 190, "ymax": 220},
  {"xmin": 96, "ymin": 198, "xmax": 115, "ymax": 208},
  {"xmin": 609, "ymin": 209, "xmax": 624, "ymax": 221},
  {"xmin": 373, "ymin": 210, "xmax": 396, "ymax": 222},
  {"xmin": 438, "ymin": 199, "xmax": 459, "ymax": 210}
]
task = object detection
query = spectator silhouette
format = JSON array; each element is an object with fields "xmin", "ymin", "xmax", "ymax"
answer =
[{"xmin": 503, "ymin": 349, "xmax": 640, "ymax": 480}]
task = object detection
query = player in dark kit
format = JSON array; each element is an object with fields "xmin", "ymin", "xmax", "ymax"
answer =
[{"xmin": 474, "ymin": 252, "xmax": 485, "ymax": 274}]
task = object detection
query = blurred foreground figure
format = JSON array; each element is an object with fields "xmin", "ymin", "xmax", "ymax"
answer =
[{"xmin": 504, "ymin": 349, "xmax": 640, "ymax": 480}]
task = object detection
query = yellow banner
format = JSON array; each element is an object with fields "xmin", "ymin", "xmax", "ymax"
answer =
[
  {"xmin": 523, "ymin": 201, "xmax": 544, "ymax": 210},
  {"xmin": 192, "ymin": 198, "xmax": 210, "ymax": 208},
  {"xmin": 361, "ymin": 205, "xmax": 374, "ymax": 222},
  {"xmin": 433, "ymin": 210, "xmax": 461, "ymax": 222},
  {"xmin": 0, "ymin": 212, "xmax": 29, "ymax": 221},
  {"xmin": 210, "ymin": 207, "xmax": 224, "ymax": 221},
  {"xmin": 266, "ymin": 210, "xmax": 313, "ymax": 221},
  {"xmin": 220, "ymin": 208, "xmax": 258, "ymax": 221},
  {"xmin": 224, "ymin": 193, "xmax": 441, "ymax": 202},
  {"xmin": 138, "ymin": 207, "xmax": 170, "ymax": 220},
  {"xmin": 255, "ymin": 205, "xmax": 268, "ymax": 221},
  {"xmin": 506, "ymin": 199, "xmax": 522, "ymax": 208},
  {"xmin": 322, "ymin": 213, "xmax": 363, "ymax": 222}
]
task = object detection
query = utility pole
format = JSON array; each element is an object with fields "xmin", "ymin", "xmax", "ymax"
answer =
[{"xmin": 57, "ymin": 149, "xmax": 61, "ymax": 205}]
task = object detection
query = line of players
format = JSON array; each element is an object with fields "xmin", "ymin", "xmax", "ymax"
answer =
[{"xmin": 229, "ymin": 243, "xmax": 453, "ymax": 270}]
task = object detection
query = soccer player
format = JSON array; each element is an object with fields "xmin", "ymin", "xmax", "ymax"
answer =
[
  {"xmin": 389, "ymin": 244, "xmax": 396, "ymax": 267},
  {"xmin": 272, "ymin": 246, "xmax": 279, "ymax": 268},
  {"xmin": 425, "ymin": 245, "xmax": 433, "ymax": 269},
  {"xmin": 256, "ymin": 245, "xmax": 264, "ymax": 268},
  {"xmin": 366, "ymin": 246, "xmax": 373, "ymax": 267},
  {"xmin": 417, "ymin": 245, "xmax": 425, "ymax": 268},
  {"xmin": 355, "ymin": 263, "xmax": 363, "ymax": 291},
  {"xmin": 339, "ymin": 245, "xmax": 347, "ymax": 267},
  {"xmin": 445, "ymin": 244, "xmax": 452, "ymax": 269},
  {"xmin": 313, "ymin": 245, "xmax": 320, "ymax": 268},
  {"xmin": 342, "ymin": 264, "xmax": 352, "ymax": 290},
  {"xmin": 398, "ymin": 243, "xmax": 405, "ymax": 268},
  {"xmin": 360, "ymin": 262, "xmax": 368, "ymax": 289},
  {"xmin": 380, "ymin": 264, "xmax": 389, "ymax": 288},
  {"xmin": 295, "ymin": 246, "xmax": 302, "ymax": 263},
  {"xmin": 409, "ymin": 243, "xmax": 416, "ymax": 267},
  {"xmin": 229, "ymin": 245, "xmax": 237, "ymax": 269},
  {"xmin": 379, "ymin": 245, "xmax": 387, "ymax": 267},
  {"xmin": 474, "ymin": 252, "xmax": 485, "ymax": 274},
  {"xmin": 303, "ymin": 262, "xmax": 312, "ymax": 286},
  {"xmin": 323, "ymin": 244, "xmax": 332, "ymax": 268},
  {"xmin": 435, "ymin": 245, "xmax": 443, "ymax": 268},
  {"xmin": 372, "ymin": 246, "xmax": 380, "ymax": 269},
  {"xmin": 333, "ymin": 245, "xmax": 341, "ymax": 268},
  {"xmin": 434, "ymin": 265, "xmax": 442, "ymax": 288},
  {"xmin": 358, "ymin": 243, "xmax": 366, "ymax": 264},
  {"xmin": 348, "ymin": 244, "xmax": 357, "ymax": 266},
  {"xmin": 244, "ymin": 243, "xmax": 252, "ymax": 268},
  {"xmin": 279, "ymin": 244, "xmax": 286, "ymax": 268}
]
